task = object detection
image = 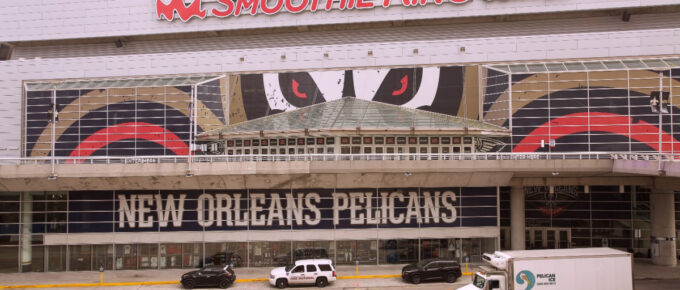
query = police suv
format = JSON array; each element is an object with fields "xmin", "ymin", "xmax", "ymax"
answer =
[{"xmin": 269, "ymin": 259, "xmax": 336, "ymax": 288}]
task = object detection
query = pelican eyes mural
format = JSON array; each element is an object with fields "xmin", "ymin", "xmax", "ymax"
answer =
[{"xmin": 237, "ymin": 66, "xmax": 471, "ymax": 121}]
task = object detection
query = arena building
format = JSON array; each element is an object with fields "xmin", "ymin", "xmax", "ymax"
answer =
[{"xmin": 1, "ymin": 0, "xmax": 680, "ymax": 273}]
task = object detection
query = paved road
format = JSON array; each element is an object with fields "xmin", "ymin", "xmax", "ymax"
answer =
[
  {"xmin": 39, "ymin": 277, "xmax": 472, "ymax": 290},
  {"xmin": 634, "ymin": 278, "xmax": 680, "ymax": 290}
]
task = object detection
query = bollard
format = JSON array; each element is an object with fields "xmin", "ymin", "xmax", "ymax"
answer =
[
  {"xmin": 99, "ymin": 265, "xmax": 104, "ymax": 285},
  {"xmin": 355, "ymin": 259, "xmax": 359, "ymax": 276}
]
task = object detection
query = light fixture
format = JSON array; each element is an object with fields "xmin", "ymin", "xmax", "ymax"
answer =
[
  {"xmin": 47, "ymin": 174, "xmax": 58, "ymax": 180},
  {"xmin": 114, "ymin": 39, "xmax": 124, "ymax": 48},
  {"xmin": 551, "ymin": 171, "xmax": 559, "ymax": 176},
  {"xmin": 622, "ymin": 10, "xmax": 631, "ymax": 22},
  {"xmin": 185, "ymin": 170, "xmax": 194, "ymax": 178},
  {"xmin": 413, "ymin": 48, "xmax": 419, "ymax": 55},
  {"xmin": 404, "ymin": 172, "xmax": 412, "ymax": 177},
  {"xmin": 367, "ymin": 50, "xmax": 373, "ymax": 56}
]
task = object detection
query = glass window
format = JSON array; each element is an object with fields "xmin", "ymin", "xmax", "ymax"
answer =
[
  {"xmin": 297, "ymin": 148, "xmax": 303, "ymax": 154},
  {"xmin": 408, "ymin": 137, "xmax": 417, "ymax": 145},
  {"xmin": 352, "ymin": 137, "xmax": 361, "ymax": 145},
  {"xmin": 326, "ymin": 137, "xmax": 335, "ymax": 145},
  {"xmin": 253, "ymin": 139, "xmax": 260, "ymax": 146},
  {"xmin": 376, "ymin": 147, "xmax": 383, "ymax": 154},
  {"xmin": 235, "ymin": 140, "xmax": 242, "ymax": 147},
  {"xmin": 160, "ymin": 244, "xmax": 182, "ymax": 269},
  {"xmin": 69, "ymin": 245, "xmax": 92, "ymax": 271},
  {"xmin": 430, "ymin": 137, "xmax": 439, "ymax": 144},
  {"xmin": 341, "ymin": 137, "xmax": 350, "ymax": 145},
  {"xmin": 441, "ymin": 137, "xmax": 451, "ymax": 144},
  {"xmin": 249, "ymin": 241, "xmax": 291, "ymax": 267},
  {"xmin": 297, "ymin": 138, "xmax": 305, "ymax": 146},
  {"xmin": 138, "ymin": 244, "xmax": 158, "ymax": 269},
  {"xmin": 363, "ymin": 137, "xmax": 372, "ymax": 144},
  {"xmin": 182, "ymin": 243, "xmax": 202, "ymax": 268},
  {"xmin": 386, "ymin": 137, "xmax": 395, "ymax": 145},
  {"xmin": 227, "ymin": 140, "xmax": 234, "ymax": 147},
  {"xmin": 419, "ymin": 137, "xmax": 428, "ymax": 144},
  {"xmin": 244, "ymin": 140, "xmax": 251, "ymax": 147},
  {"xmin": 93, "ymin": 245, "xmax": 113, "ymax": 271},
  {"xmin": 341, "ymin": 147, "xmax": 350, "ymax": 154},
  {"xmin": 375, "ymin": 137, "xmax": 384, "ymax": 145},
  {"xmin": 319, "ymin": 264, "xmax": 333, "ymax": 271},
  {"xmin": 261, "ymin": 139, "xmax": 268, "ymax": 146},
  {"xmin": 244, "ymin": 149, "xmax": 250, "ymax": 155},
  {"xmin": 292, "ymin": 265, "xmax": 304, "ymax": 273},
  {"xmin": 253, "ymin": 149, "xmax": 259, "ymax": 155},
  {"xmin": 306, "ymin": 264, "xmax": 317, "ymax": 272},
  {"xmin": 442, "ymin": 147, "xmax": 449, "ymax": 154},
  {"xmin": 464, "ymin": 147, "xmax": 472, "ymax": 153},
  {"xmin": 289, "ymin": 148, "xmax": 295, "ymax": 154},
  {"xmin": 261, "ymin": 148, "xmax": 268, "ymax": 155},
  {"xmin": 463, "ymin": 137, "xmax": 472, "ymax": 144},
  {"xmin": 307, "ymin": 138, "xmax": 314, "ymax": 145},
  {"xmin": 397, "ymin": 137, "xmax": 406, "ymax": 145},
  {"xmin": 453, "ymin": 147, "xmax": 461, "ymax": 153},
  {"xmin": 364, "ymin": 147, "xmax": 372, "ymax": 154},
  {"xmin": 279, "ymin": 148, "xmax": 286, "ymax": 155},
  {"xmin": 380, "ymin": 239, "xmax": 418, "ymax": 264},
  {"xmin": 0, "ymin": 246, "xmax": 18, "ymax": 273},
  {"xmin": 47, "ymin": 245, "xmax": 67, "ymax": 272},
  {"xmin": 279, "ymin": 139, "xmax": 287, "ymax": 146},
  {"xmin": 387, "ymin": 147, "xmax": 394, "ymax": 154},
  {"xmin": 452, "ymin": 137, "xmax": 461, "ymax": 144}
]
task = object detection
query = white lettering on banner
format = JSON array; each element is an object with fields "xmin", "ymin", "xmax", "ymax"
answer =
[
  {"xmin": 304, "ymin": 193, "xmax": 321, "ymax": 226},
  {"xmin": 250, "ymin": 193, "xmax": 266, "ymax": 226},
  {"xmin": 116, "ymin": 189, "xmax": 471, "ymax": 229},
  {"xmin": 155, "ymin": 194, "xmax": 186, "ymax": 227},
  {"xmin": 333, "ymin": 192, "xmax": 349, "ymax": 225},
  {"xmin": 197, "ymin": 193, "xmax": 215, "ymax": 227},
  {"xmin": 119, "ymin": 194, "xmax": 137, "ymax": 228}
]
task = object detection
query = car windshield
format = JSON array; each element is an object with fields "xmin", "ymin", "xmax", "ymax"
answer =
[
  {"xmin": 284, "ymin": 264, "xmax": 295, "ymax": 272},
  {"xmin": 473, "ymin": 274, "xmax": 486, "ymax": 289}
]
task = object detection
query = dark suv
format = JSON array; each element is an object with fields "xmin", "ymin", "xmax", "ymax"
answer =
[
  {"xmin": 181, "ymin": 265, "xmax": 235, "ymax": 289},
  {"xmin": 401, "ymin": 258, "xmax": 462, "ymax": 284}
]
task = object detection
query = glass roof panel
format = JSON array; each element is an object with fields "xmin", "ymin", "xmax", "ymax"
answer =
[
  {"xmin": 583, "ymin": 61, "xmax": 606, "ymax": 70},
  {"xmin": 642, "ymin": 59, "xmax": 666, "ymax": 68},
  {"xmin": 25, "ymin": 75, "xmax": 223, "ymax": 91},
  {"xmin": 201, "ymin": 98, "xmax": 508, "ymax": 139},
  {"xmin": 508, "ymin": 64, "xmax": 529, "ymax": 73},
  {"xmin": 564, "ymin": 62, "xmax": 586, "ymax": 71},
  {"xmin": 527, "ymin": 64, "xmax": 548, "ymax": 73},
  {"xmin": 664, "ymin": 58, "xmax": 680, "ymax": 66},
  {"xmin": 603, "ymin": 61, "xmax": 625, "ymax": 70},
  {"xmin": 546, "ymin": 63, "xmax": 567, "ymax": 72},
  {"xmin": 622, "ymin": 60, "xmax": 646, "ymax": 69}
]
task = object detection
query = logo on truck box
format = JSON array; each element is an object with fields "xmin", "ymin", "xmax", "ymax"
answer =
[{"xmin": 515, "ymin": 270, "xmax": 535, "ymax": 290}]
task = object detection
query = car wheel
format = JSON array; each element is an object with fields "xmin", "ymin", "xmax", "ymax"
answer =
[
  {"xmin": 446, "ymin": 273, "xmax": 457, "ymax": 283},
  {"xmin": 276, "ymin": 278, "xmax": 288, "ymax": 289},
  {"xmin": 315, "ymin": 277, "xmax": 328, "ymax": 288},
  {"xmin": 411, "ymin": 275, "xmax": 421, "ymax": 284},
  {"xmin": 182, "ymin": 279, "xmax": 196, "ymax": 289},
  {"xmin": 218, "ymin": 278, "xmax": 231, "ymax": 289}
]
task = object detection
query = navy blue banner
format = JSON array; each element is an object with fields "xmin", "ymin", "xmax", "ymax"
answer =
[{"xmin": 66, "ymin": 187, "xmax": 498, "ymax": 233}]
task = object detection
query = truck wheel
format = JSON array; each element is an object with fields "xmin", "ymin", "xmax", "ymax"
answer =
[
  {"xmin": 315, "ymin": 277, "xmax": 328, "ymax": 288},
  {"xmin": 182, "ymin": 279, "xmax": 196, "ymax": 289},
  {"xmin": 446, "ymin": 273, "xmax": 457, "ymax": 283},
  {"xmin": 276, "ymin": 278, "xmax": 288, "ymax": 289},
  {"xmin": 411, "ymin": 275, "xmax": 421, "ymax": 284}
]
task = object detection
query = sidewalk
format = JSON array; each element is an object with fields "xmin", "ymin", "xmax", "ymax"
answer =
[{"xmin": 0, "ymin": 259, "xmax": 677, "ymax": 288}]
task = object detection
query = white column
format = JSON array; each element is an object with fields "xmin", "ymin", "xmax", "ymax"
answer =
[
  {"xmin": 511, "ymin": 186, "xmax": 526, "ymax": 250},
  {"xmin": 650, "ymin": 190, "xmax": 677, "ymax": 266},
  {"xmin": 21, "ymin": 192, "xmax": 33, "ymax": 272}
]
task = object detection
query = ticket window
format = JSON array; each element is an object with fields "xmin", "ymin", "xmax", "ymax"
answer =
[
  {"xmin": 431, "ymin": 147, "xmax": 439, "ymax": 160},
  {"xmin": 463, "ymin": 137, "xmax": 473, "ymax": 153},
  {"xmin": 419, "ymin": 147, "xmax": 428, "ymax": 160}
]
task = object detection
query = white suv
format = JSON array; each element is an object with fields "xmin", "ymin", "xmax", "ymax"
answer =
[{"xmin": 269, "ymin": 259, "xmax": 336, "ymax": 288}]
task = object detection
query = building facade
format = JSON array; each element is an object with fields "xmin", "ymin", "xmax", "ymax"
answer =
[{"xmin": 1, "ymin": 0, "xmax": 680, "ymax": 273}]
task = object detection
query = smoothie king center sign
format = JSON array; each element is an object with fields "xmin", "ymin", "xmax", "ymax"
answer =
[{"xmin": 157, "ymin": 0, "xmax": 472, "ymax": 22}]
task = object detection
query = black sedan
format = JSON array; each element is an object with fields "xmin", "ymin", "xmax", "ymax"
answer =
[
  {"xmin": 401, "ymin": 258, "xmax": 462, "ymax": 284},
  {"xmin": 181, "ymin": 265, "xmax": 236, "ymax": 289}
]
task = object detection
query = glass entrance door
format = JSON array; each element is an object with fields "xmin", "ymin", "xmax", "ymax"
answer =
[{"xmin": 526, "ymin": 227, "xmax": 571, "ymax": 249}]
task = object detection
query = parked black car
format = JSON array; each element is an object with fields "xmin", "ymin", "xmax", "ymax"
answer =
[
  {"xmin": 181, "ymin": 265, "xmax": 236, "ymax": 289},
  {"xmin": 401, "ymin": 258, "xmax": 462, "ymax": 284},
  {"xmin": 200, "ymin": 252, "xmax": 243, "ymax": 267}
]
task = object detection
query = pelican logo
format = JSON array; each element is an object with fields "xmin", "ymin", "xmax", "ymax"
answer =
[{"xmin": 516, "ymin": 270, "xmax": 535, "ymax": 290}]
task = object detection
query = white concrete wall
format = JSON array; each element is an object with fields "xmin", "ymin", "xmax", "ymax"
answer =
[
  {"xmin": 1, "ymin": 13, "xmax": 679, "ymax": 157},
  {"xmin": 0, "ymin": 0, "xmax": 677, "ymax": 42}
]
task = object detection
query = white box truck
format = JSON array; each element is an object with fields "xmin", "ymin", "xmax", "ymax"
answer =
[{"xmin": 459, "ymin": 248, "xmax": 633, "ymax": 290}]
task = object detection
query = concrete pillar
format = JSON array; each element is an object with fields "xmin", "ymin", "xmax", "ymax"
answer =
[
  {"xmin": 21, "ymin": 192, "xmax": 32, "ymax": 272},
  {"xmin": 650, "ymin": 190, "xmax": 677, "ymax": 266},
  {"xmin": 511, "ymin": 186, "xmax": 526, "ymax": 250}
]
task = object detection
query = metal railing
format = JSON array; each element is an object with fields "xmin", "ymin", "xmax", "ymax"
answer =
[{"xmin": 1, "ymin": 152, "xmax": 679, "ymax": 165}]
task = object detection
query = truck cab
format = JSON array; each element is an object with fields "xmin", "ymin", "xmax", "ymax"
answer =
[{"xmin": 460, "ymin": 267, "xmax": 507, "ymax": 290}]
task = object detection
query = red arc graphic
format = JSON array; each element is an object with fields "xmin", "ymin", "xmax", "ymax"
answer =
[
  {"xmin": 69, "ymin": 122, "xmax": 189, "ymax": 157},
  {"xmin": 392, "ymin": 75, "xmax": 408, "ymax": 96},
  {"xmin": 513, "ymin": 112, "xmax": 680, "ymax": 153},
  {"xmin": 292, "ymin": 79, "xmax": 308, "ymax": 99}
]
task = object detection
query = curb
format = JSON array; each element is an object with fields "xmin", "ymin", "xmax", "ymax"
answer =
[{"xmin": 0, "ymin": 272, "xmax": 474, "ymax": 289}]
